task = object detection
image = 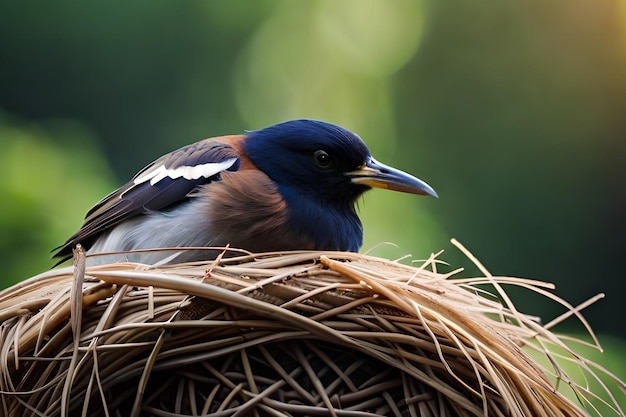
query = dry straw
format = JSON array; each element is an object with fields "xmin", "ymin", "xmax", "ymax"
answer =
[{"xmin": 0, "ymin": 240, "xmax": 623, "ymax": 417}]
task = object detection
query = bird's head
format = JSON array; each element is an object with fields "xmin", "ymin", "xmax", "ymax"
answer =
[{"xmin": 243, "ymin": 119, "xmax": 437, "ymax": 206}]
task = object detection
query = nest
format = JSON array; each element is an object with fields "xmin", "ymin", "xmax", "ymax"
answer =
[{"xmin": 0, "ymin": 240, "xmax": 623, "ymax": 417}]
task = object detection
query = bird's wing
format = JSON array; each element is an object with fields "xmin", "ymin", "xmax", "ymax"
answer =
[{"xmin": 54, "ymin": 139, "xmax": 241, "ymax": 260}]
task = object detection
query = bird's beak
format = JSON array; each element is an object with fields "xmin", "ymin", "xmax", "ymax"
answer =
[{"xmin": 347, "ymin": 158, "xmax": 438, "ymax": 198}]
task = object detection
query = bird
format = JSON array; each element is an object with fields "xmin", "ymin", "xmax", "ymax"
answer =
[{"xmin": 54, "ymin": 119, "xmax": 437, "ymax": 265}]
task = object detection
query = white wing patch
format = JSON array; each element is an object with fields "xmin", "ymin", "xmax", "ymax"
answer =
[{"xmin": 133, "ymin": 158, "xmax": 239, "ymax": 186}]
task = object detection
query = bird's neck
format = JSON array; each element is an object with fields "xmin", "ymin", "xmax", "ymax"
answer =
[{"xmin": 281, "ymin": 189, "xmax": 363, "ymax": 252}]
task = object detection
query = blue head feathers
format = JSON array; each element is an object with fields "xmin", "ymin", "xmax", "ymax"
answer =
[{"xmin": 243, "ymin": 119, "xmax": 436, "ymax": 251}]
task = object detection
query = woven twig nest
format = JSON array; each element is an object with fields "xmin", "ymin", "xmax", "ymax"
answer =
[{"xmin": 0, "ymin": 241, "xmax": 623, "ymax": 417}]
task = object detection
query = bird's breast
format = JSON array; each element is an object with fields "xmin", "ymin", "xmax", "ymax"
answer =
[
  {"xmin": 208, "ymin": 171, "xmax": 362, "ymax": 252},
  {"xmin": 205, "ymin": 171, "xmax": 317, "ymax": 252},
  {"xmin": 278, "ymin": 189, "xmax": 364, "ymax": 252}
]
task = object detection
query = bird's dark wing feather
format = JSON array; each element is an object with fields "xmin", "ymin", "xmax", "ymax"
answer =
[{"xmin": 54, "ymin": 140, "xmax": 241, "ymax": 260}]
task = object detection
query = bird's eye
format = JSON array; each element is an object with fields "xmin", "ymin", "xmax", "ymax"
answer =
[{"xmin": 313, "ymin": 150, "xmax": 334, "ymax": 170}]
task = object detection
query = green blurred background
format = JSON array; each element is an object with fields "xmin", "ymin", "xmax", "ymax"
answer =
[{"xmin": 0, "ymin": 0, "xmax": 624, "ymax": 410}]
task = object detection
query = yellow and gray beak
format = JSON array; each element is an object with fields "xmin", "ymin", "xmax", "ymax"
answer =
[{"xmin": 347, "ymin": 158, "xmax": 438, "ymax": 198}]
